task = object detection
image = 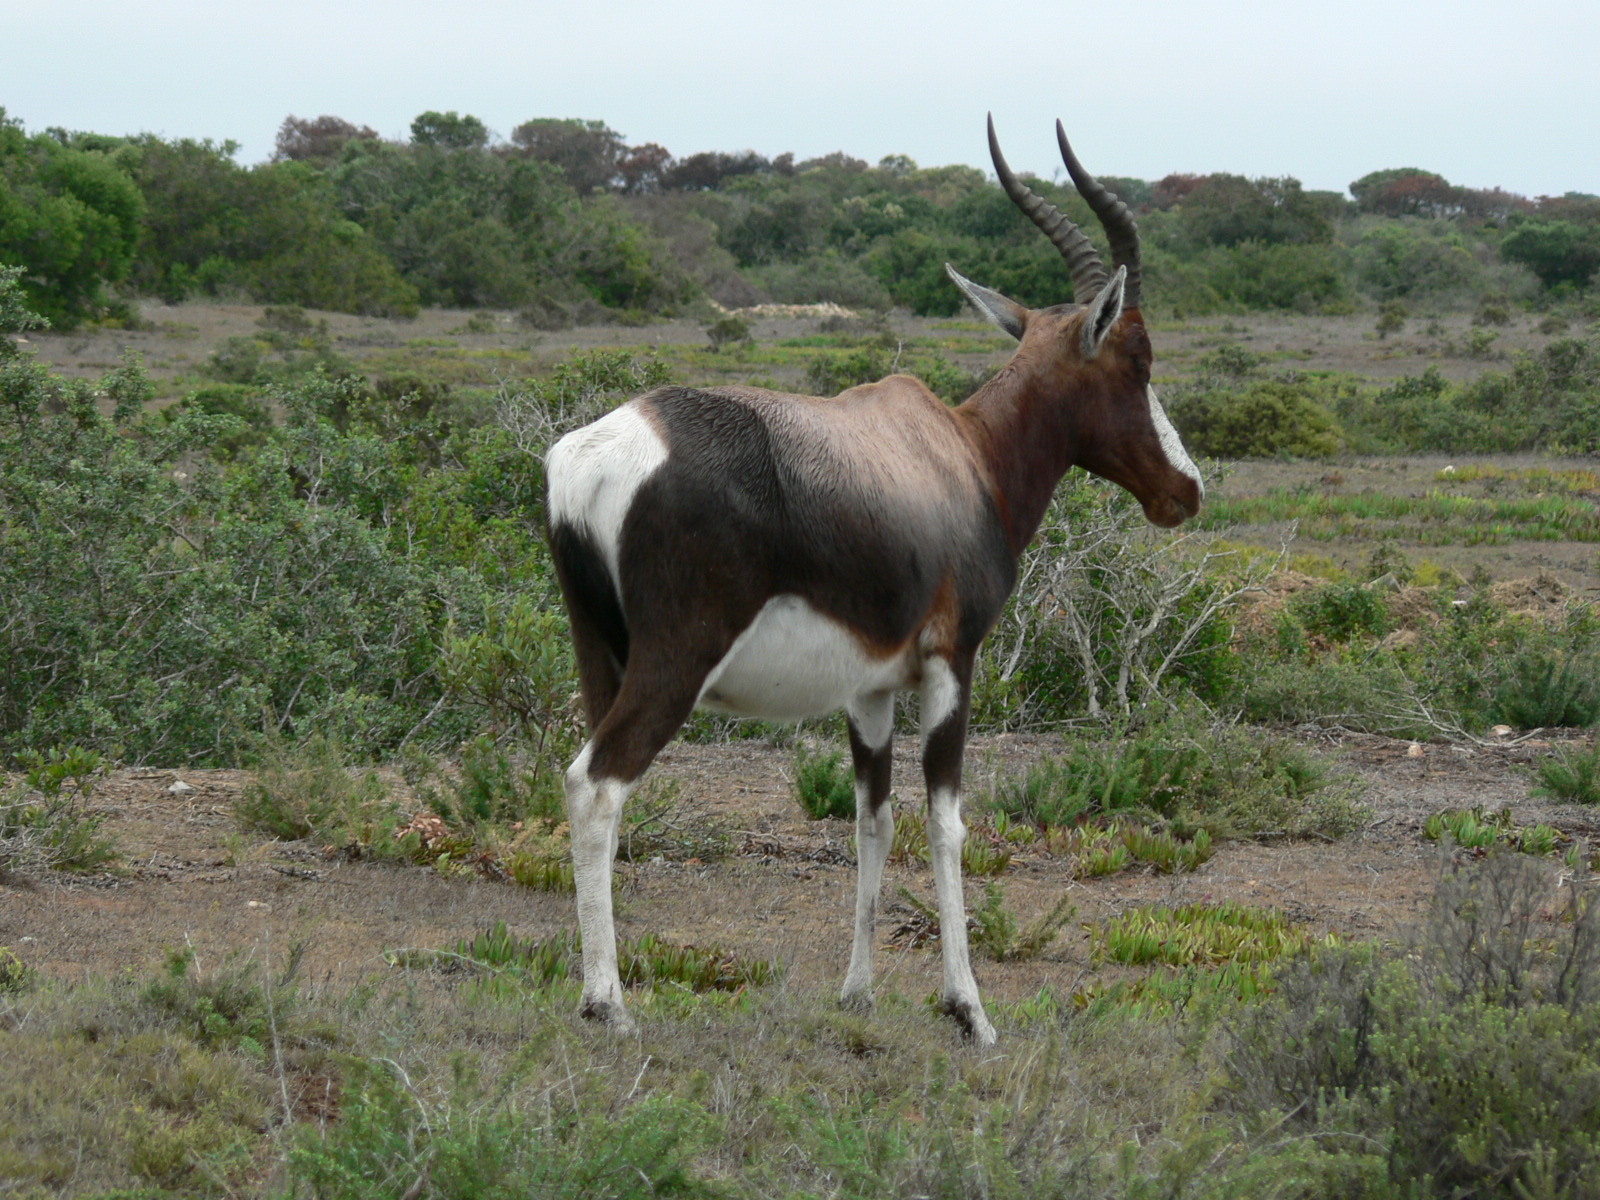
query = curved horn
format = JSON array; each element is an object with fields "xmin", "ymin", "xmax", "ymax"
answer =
[
  {"xmin": 1056, "ymin": 121, "xmax": 1143, "ymax": 310},
  {"xmin": 988, "ymin": 114, "xmax": 1107, "ymax": 305}
]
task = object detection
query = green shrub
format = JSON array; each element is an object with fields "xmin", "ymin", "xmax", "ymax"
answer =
[
  {"xmin": 0, "ymin": 745, "xmax": 116, "ymax": 873},
  {"xmin": 792, "ymin": 744, "xmax": 855, "ymax": 820},
  {"xmin": 803, "ymin": 344, "xmax": 892, "ymax": 395},
  {"xmin": 439, "ymin": 595, "xmax": 579, "ymax": 784},
  {"xmin": 988, "ymin": 709, "xmax": 1359, "ymax": 839},
  {"xmin": 1533, "ymin": 739, "xmax": 1600, "ymax": 804},
  {"xmin": 1332, "ymin": 335, "xmax": 1600, "ymax": 454},
  {"xmin": 1167, "ymin": 378, "xmax": 1345, "ymax": 458},
  {"xmin": 1487, "ymin": 641, "xmax": 1600, "ymax": 729},
  {"xmin": 0, "ymin": 119, "xmax": 144, "ymax": 325},
  {"xmin": 1224, "ymin": 853, "xmax": 1600, "ymax": 1196},
  {"xmin": 1374, "ymin": 298, "xmax": 1407, "ymax": 337},
  {"xmin": 1095, "ymin": 901, "xmax": 1319, "ymax": 967},
  {"xmin": 970, "ymin": 883, "xmax": 1075, "ymax": 962},
  {"xmin": 161, "ymin": 384, "xmax": 273, "ymax": 458},
  {"xmin": 235, "ymin": 735, "xmax": 396, "ymax": 845},
  {"xmin": 1289, "ymin": 581, "xmax": 1390, "ymax": 643},
  {"xmin": 409, "ymin": 735, "xmax": 564, "ymax": 830},
  {"xmin": 704, "ymin": 312, "xmax": 751, "ymax": 350},
  {"xmin": 0, "ymin": 946, "xmax": 33, "ymax": 994},
  {"xmin": 140, "ymin": 942, "xmax": 305, "ymax": 1057},
  {"xmin": 0, "ymin": 352, "xmax": 495, "ymax": 763}
]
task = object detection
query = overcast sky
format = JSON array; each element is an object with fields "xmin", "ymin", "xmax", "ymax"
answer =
[{"xmin": 6, "ymin": 0, "xmax": 1596, "ymax": 198}]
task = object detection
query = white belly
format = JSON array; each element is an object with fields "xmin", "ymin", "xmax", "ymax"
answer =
[{"xmin": 697, "ymin": 596, "xmax": 914, "ymax": 720}]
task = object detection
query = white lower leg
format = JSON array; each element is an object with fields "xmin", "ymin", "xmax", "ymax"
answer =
[
  {"xmin": 840, "ymin": 691, "xmax": 894, "ymax": 1009},
  {"xmin": 841, "ymin": 786, "xmax": 893, "ymax": 1007},
  {"xmin": 927, "ymin": 786, "xmax": 996, "ymax": 1045},
  {"xmin": 566, "ymin": 743, "xmax": 635, "ymax": 1029}
]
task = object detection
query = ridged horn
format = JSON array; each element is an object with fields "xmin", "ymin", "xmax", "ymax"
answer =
[
  {"xmin": 988, "ymin": 114, "xmax": 1107, "ymax": 305},
  {"xmin": 1056, "ymin": 120, "xmax": 1142, "ymax": 310}
]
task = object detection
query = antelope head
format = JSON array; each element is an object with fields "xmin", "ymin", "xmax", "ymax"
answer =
[{"xmin": 948, "ymin": 117, "xmax": 1203, "ymax": 529}]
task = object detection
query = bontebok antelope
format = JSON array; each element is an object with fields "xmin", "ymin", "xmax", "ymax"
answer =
[{"xmin": 546, "ymin": 117, "xmax": 1202, "ymax": 1044}]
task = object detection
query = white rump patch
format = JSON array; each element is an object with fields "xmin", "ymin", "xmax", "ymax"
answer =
[
  {"xmin": 546, "ymin": 404, "xmax": 668, "ymax": 589},
  {"xmin": 1148, "ymin": 387, "xmax": 1203, "ymax": 497},
  {"xmin": 698, "ymin": 596, "xmax": 913, "ymax": 721}
]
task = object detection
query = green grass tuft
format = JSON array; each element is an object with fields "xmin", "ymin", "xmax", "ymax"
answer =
[
  {"xmin": 1533, "ymin": 739, "xmax": 1600, "ymax": 805},
  {"xmin": 1095, "ymin": 902, "xmax": 1322, "ymax": 967},
  {"xmin": 792, "ymin": 744, "xmax": 855, "ymax": 820}
]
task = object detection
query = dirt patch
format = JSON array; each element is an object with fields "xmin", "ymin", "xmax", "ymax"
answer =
[
  {"xmin": 5, "ymin": 731, "xmax": 1585, "ymax": 1010},
  {"xmin": 1489, "ymin": 570, "xmax": 1574, "ymax": 619}
]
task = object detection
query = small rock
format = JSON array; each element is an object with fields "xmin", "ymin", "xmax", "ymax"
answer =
[
  {"xmin": 1406, "ymin": 743, "xmax": 1426, "ymax": 758},
  {"xmin": 167, "ymin": 779, "xmax": 196, "ymax": 794}
]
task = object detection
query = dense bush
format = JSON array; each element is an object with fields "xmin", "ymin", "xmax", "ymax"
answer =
[
  {"xmin": 1225, "ymin": 853, "xmax": 1600, "ymax": 1196},
  {"xmin": 5, "ymin": 106, "xmax": 1590, "ymax": 324},
  {"xmin": 0, "ymin": 273, "xmax": 671, "ymax": 765},
  {"xmin": 0, "ymin": 110, "xmax": 144, "ymax": 323},
  {"xmin": 1234, "ymin": 577, "xmax": 1600, "ymax": 737},
  {"xmin": 119, "ymin": 134, "xmax": 418, "ymax": 314},
  {"xmin": 1168, "ymin": 378, "xmax": 1345, "ymax": 458},
  {"xmin": 1331, "ymin": 335, "xmax": 1600, "ymax": 455}
]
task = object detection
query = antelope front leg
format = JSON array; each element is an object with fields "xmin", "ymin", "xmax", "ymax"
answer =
[
  {"xmin": 921, "ymin": 658, "xmax": 997, "ymax": 1045},
  {"xmin": 565, "ymin": 743, "xmax": 636, "ymax": 1032},
  {"xmin": 841, "ymin": 690, "xmax": 895, "ymax": 1011}
]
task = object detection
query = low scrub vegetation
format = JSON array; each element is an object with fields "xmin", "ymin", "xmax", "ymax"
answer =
[
  {"xmin": 1422, "ymin": 805, "xmax": 1566, "ymax": 857},
  {"xmin": 1224, "ymin": 852, "xmax": 1600, "ymax": 1196},
  {"xmin": 1531, "ymin": 738, "xmax": 1600, "ymax": 805},
  {"xmin": 5, "ymin": 855, "xmax": 1600, "ymax": 1196},
  {"xmin": 1234, "ymin": 569, "xmax": 1600, "ymax": 739},
  {"xmin": 0, "ymin": 745, "xmax": 115, "ymax": 874},
  {"xmin": 986, "ymin": 706, "xmax": 1361, "ymax": 840},
  {"xmin": 1094, "ymin": 901, "xmax": 1323, "ymax": 967},
  {"xmin": 1167, "ymin": 334, "xmax": 1600, "ymax": 460}
]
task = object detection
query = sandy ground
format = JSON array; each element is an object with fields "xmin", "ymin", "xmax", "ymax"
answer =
[{"xmin": 4, "ymin": 729, "xmax": 1591, "ymax": 1009}]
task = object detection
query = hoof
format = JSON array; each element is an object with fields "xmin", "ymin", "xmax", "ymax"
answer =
[
  {"xmin": 839, "ymin": 989, "xmax": 875, "ymax": 1015},
  {"xmin": 939, "ymin": 995, "xmax": 998, "ymax": 1046},
  {"xmin": 579, "ymin": 997, "xmax": 637, "ymax": 1034}
]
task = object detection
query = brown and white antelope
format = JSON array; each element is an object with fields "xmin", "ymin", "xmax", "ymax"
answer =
[{"xmin": 546, "ymin": 117, "xmax": 1202, "ymax": 1044}]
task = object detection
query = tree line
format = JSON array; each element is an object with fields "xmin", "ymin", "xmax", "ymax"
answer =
[{"xmin": 3, "ymin": 107, "xmax": 1598, "ymax": 327}]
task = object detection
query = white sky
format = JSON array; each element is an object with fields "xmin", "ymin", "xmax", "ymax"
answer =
[{"xmin": 6, "ymin": 0, "xmax": 1597, "ymax": 198}]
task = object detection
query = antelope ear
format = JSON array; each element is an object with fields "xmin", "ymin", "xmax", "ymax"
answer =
[
  {"xmin": 945, "ymin": 264, "xmax": 1028, "ymax": 341},
  {"xmin": 1081, "ymin": 266, "xmax": 1126, "ymax": 358}
]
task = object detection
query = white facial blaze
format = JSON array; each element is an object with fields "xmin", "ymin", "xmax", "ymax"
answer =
[
  {"xmin": 546, "ymin": 403, "xmax": 669, "ymax": 590},
  {"xmin": 1147, "ymin": 386, "xmax": 1203, "ymax": 497}
]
